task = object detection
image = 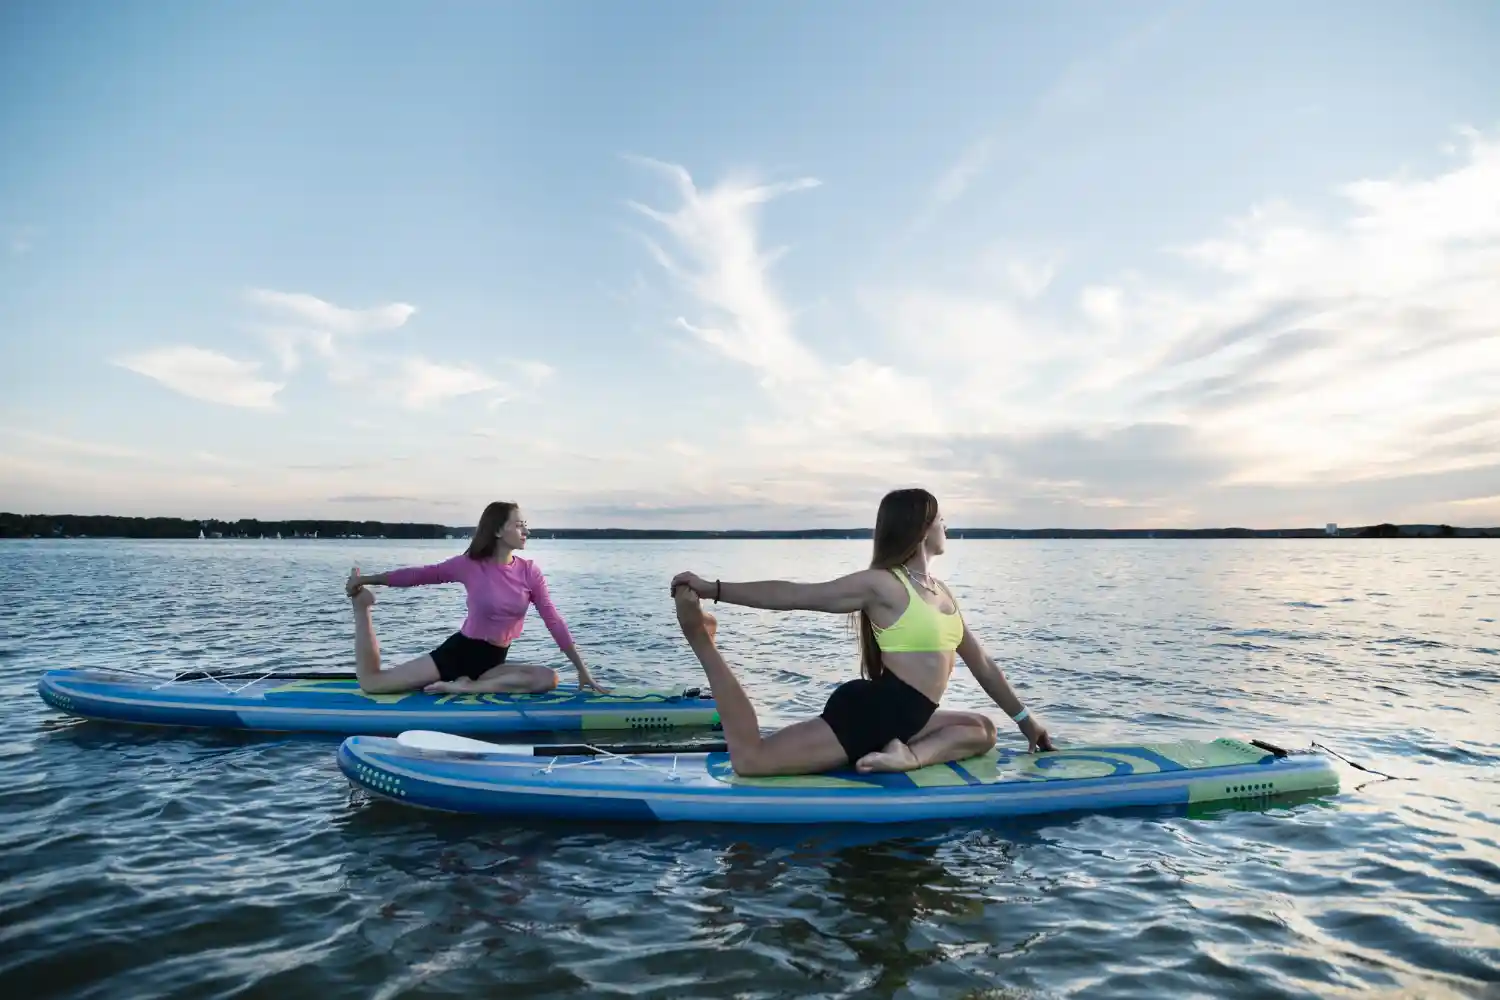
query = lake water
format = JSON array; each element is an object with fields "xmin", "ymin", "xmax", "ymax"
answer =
[{"xmin": 2, "ymin": 537, "xmax": 1498, "ymax": 999}]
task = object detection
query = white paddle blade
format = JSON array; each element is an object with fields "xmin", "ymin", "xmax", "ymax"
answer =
[{"xmin": 397, "ymin": 730, "xmax": 531, "ymax": 755}]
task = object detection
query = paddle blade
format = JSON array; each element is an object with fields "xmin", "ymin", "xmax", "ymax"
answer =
[{"xmin": 396, "ymin": 730, "xmax": 531, "ymax": 755}]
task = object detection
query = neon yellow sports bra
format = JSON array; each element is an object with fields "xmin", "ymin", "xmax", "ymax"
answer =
[{"xmin": 871, "ymin": 567, "xmax": 965, "ymax": 653}]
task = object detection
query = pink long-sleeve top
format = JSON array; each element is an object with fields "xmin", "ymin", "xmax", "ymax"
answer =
[{"xmin": 385, "ymin": 554, "xmax": 575, "ymax": 650}]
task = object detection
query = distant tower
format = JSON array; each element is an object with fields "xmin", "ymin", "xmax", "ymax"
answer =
[{"xmin": 1325, "ymin": 523, "xmax": 1338, "ymax": 537}]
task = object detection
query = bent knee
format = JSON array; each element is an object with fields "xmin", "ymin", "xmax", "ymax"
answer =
[
  {"xmin": 951, "ymin": 713, "xmax": 996, "ymax": 751},
  {"xmin": 508, "ymin": 665, "xmax": 558, "ymax": 692},
  {"xmin": 730, "ymin": 752, "xmax": 766, "ymax": 777},
  {"xmin": 730, "ymin": 750, "xmax": 780, "ymax": 778},
  {"xmin": 974, "ymin": 714, "xmax": 997, "ymax": 743}
]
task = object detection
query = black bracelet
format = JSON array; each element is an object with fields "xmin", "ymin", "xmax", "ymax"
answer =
[{"xmin": 714, "ymin": 579, "xmax": 721, "ymax": 603}]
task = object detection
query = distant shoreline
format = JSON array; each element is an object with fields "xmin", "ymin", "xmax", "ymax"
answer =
[{"xmin": 2, "ymin": 512, "xmax": 1496, "ymax": 540}]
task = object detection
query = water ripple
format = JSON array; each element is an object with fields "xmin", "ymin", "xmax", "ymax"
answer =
[{"xmin": 3, "ymin": 537, "xmax": 1499, "ymax": 998}]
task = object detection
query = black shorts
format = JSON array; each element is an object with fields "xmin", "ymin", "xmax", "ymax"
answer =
[
  {"xmin": 430, "ymin": 631, "xmax": 510, "ymax": 683},
  {"xmin": 819, "ymin": 669, "xmax": 940, "ymax": 763}
]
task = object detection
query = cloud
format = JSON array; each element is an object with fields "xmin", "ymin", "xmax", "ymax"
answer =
[
  {"xmin": 627, "ymin": 156, "xmax": 823, "ymax": 383},
  {"xmin": 107, "ymin": 287, "xmax": 537, "ymax": 419},
  {"xmin": 931, "ymin": 423, "xmax": 1235, "ymax": 500},
  {"xmin": 620, "ymin": 127, "xmax": 1500, "ymax": 528},
  {"xmin": 559, "ymin": 500, "xmax": 845, "ymax": 528},
  {"xmin": 1144, "ymin": 327, "xmax": 1339, "ymax": 414},
  {"xmin": 926, "ymin": 139, "xmax": 996, "ymax": 213},
  {"xmin": 235, "ymin": 289, "xmax": 549, "ymax": 414},
  {"xmin": 395, "ymin": 357, "xmax": 503, "ymax": 410},
  {"xmin": 1215, "ymin": 462, "xmax": 1500, "ymax": 527},
  {"xmin": 909, "ymin": 128, "xmax": 1492, "ymax": 444},
  {"xmin": 629, "ymin": 158, "xmax": 941, "ymax": 445},
  {"xmin": 519, "ymin": 360, "xmax": 555, "ymax": 385},
  {"xmin": 244, "ymin": 288, "xmax": 416, "ymax": 376},
  {"xmin": 913, "ymin": 9, "xmax": 1182, "ymax": 224},
  {"xmin": 287, "ymin": 460, "xmax": 384, "ymax": 472},
  {"xmin": 328, "ymin": 494, "xmax": 461, "ymax": 506},
  {"xmin": 1110, "ymin": 131, "xmax": 1500, "ymax": 484},
  {"xmin": 995, "ymin": 253, "xmax": 1059, "ymax": 301},
  {"xmin": 0, "ymin": 429, "xmax": 146, "ymax": 461},
  {"xmin": 115, "ymin": 346, "xmax": 284, "ymax": 409},
  {"xmin": 246, "ymin": 289, "xmax": 416, "ymax": 336},
  {"xmin": 1159, "ymin": 298, "xmax": 1331, "ymax": 369}
]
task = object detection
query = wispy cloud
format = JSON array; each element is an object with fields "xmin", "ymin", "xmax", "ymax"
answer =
[
  {"xmin": 628, "ymin": 157, "xmax": 940, "ymax": 448},
  {"xmin": 0, "ymin": 428, "xmax": 146, "ymax": 461},
  {"xmin": 245, "ymin": 289, "xmax": 539, "ymax": 412},
  {"xmin": 519, "ymin": 360, "xmax": 556, "ymax": 385},
  {"xmin": 103, "ymin": 287, "xmax": 537, "ymax": 421},
  {"xmin": 395, "ymin": 357, "xmax": 503, "ymax": 410},
  {"xmin": 981, "ymin": 246, "xmax": 1060, "ymax": 300},
  {"xmin": 247, "ymin": 288, "xmax": 416, "ymax": 336},
  {"xmin": 115, "ymin": 346, "xmax": 285, "ymax": 409},
  {"xmin": 913, "ymin": 9, "xmax": 1183, "ymax": 226},
  {"xmin": 245, "ymin": 288, "xmax": 417, "ymax": 375},
  {"xmin": 627, "ymin": 155, "xmax": 823, "ymax": 384},
  {"xmin": 926, "ymin": 138, "xmax": 995, "ymax": 214}
]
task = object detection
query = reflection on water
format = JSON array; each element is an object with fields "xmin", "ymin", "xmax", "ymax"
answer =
[{"xmin": 1, "ymin": 537, "xmax": 1497, "ymax": 998}]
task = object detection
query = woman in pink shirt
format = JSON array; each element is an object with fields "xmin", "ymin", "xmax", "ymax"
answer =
[{"xmin": 343, "ymin": 501, "xmax": 602, "ymax": 695}]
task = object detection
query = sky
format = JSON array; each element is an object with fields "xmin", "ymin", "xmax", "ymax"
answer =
[{"xmin": 2, "ymin": 0, "xmax": 1498, "ymax": 531}]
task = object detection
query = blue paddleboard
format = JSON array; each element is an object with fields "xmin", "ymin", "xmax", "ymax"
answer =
[
  {"xmin": 38, "ymin": 668, "xmax": 720, "ymax": 736},
  {"xmin": 337, "ymin": 730, "xmax": 1340, "ymax": 824}
]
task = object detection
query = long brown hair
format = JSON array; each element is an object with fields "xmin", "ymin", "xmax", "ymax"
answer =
[
  {"xmin": 465, "ymin": 501, "xmax": 518, "ymax": 560},
  {"xmin": 855, "ymin": 488, "xmax": 940, "ymax": 680}
]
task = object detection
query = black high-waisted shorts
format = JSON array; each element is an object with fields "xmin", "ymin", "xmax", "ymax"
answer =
[
  {"xmin": 820, "ymin": 669, "xmax": 939, "ymax": 763},
  {"xmin": 430, "ymin": 632, "xmax": 510, "ymax": 683}
]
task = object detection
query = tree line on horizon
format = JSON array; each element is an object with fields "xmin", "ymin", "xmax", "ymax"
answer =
[{"xmin": 1, "ymin": 512, "xmax": 1495, "ymax": 540}]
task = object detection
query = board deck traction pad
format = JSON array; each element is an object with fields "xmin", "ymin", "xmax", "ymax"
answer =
[
  {"xmin": 37, "ymin": 668, "xmax": 721, "ymax": 734},
  {"xmin": 706, "ymin": 736, "xmax": 1281, "ymax": 790}
]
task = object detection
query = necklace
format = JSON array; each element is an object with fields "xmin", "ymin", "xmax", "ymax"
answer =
[{"xmin": 904, "ymin": 564, "xmax": 939, "ymax": 593}]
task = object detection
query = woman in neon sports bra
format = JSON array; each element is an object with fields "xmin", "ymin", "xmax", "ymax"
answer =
[{"xmin": 670, "ymin": 487, "xmax": 1054, "ymax": 776}]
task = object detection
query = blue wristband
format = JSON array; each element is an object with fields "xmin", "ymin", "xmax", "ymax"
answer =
[{"xmin": 1011, "ymin": 707, "xmax": 1030, "ymax": 723}]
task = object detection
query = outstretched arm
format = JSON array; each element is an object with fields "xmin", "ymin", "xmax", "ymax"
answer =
[
  {"xmin": 671, "ymin": 569, "xmax": 884, "ymax": 614},
  {"xmin": 348, "ymin": 556, "xmax": 464, "ymax": 595},
  {"xmin": 956, "ymin": 625, "xmax": 1055, "ymax": 752}
]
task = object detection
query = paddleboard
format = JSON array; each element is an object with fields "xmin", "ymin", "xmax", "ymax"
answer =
[
  {"xmin": 37, "ymin": 668, "xmax": 720, "ymax": 736},
  {"xmin": 337, "ymin": 731, "xmax": 1340, "ymax": 824}
]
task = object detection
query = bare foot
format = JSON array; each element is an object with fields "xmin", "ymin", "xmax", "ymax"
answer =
[
  {"xmin": 674, "ymin": 585, "xmax": 717, "ymax": 644},
  {"xmin": 424, "ymin": 679, "xmax": 472, "ymax": 694},
  {"xmin": 855, "ymin": 738, "xmax": 922, "ymax": 773},
  {"xmin": 352, "ymin": 586, "xmax": 375, "ymax": 610}
]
